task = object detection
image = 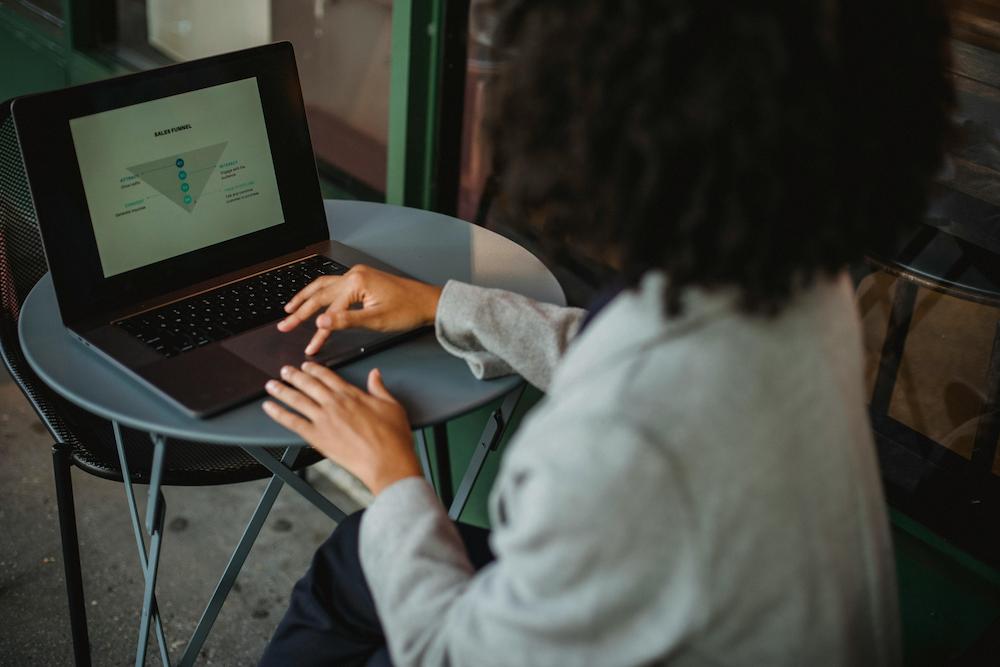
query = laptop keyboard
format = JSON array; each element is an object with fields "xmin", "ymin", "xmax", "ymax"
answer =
[{"xmin": 115, "ymin": 255, "xmax": 348, "ymax": 358}]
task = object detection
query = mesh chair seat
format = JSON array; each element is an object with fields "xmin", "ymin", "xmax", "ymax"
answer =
[{"xmin": 67, "ymin": 411, "xmax": 322, "ymax": 486}]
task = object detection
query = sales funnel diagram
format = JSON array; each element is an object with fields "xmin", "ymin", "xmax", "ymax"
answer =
[{"xmin": 127, "ymin": 142, "xmax": 228, "ymax": 213}]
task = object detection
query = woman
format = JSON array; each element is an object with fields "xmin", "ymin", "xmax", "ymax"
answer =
[{"xmin": 259, "ymin": 1, "xmax": 952, "ymax": 665}]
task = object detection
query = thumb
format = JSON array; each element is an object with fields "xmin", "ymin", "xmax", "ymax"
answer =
[{"xmin": 367, "ymin": 368, "xmax": 394, "ymax": 401}]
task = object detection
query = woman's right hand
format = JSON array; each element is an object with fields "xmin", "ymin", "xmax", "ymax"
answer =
[{"xmin": 277, "ymin": 264, "xmax": 443, "ymax": 356}]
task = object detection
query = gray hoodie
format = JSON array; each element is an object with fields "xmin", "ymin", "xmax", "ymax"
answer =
[{"xmin": 360, "ymin": 272, "xmax": 900, "ymax": 667}]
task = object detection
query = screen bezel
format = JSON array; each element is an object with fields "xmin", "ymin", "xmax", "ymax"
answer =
[{"xmin": 13, "ymin": 42, "xmax": 327, "ymax": 326}]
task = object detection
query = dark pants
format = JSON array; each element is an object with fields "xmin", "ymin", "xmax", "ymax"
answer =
[{"xmin": 260, "ymin": 510, "xmax": 494, "ymax": 667}]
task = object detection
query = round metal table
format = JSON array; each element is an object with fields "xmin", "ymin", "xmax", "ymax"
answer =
[
  {"xmin": 20, "ymin": 200, "xmax": 565, "ymax": 666},
  {"xmin": 21, "ymin": 199, "xmax": 565, "ymax": 442}
]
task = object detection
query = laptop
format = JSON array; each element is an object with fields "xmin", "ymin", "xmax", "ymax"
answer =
[{"xmin": 13, "ymin": 42, "xmax": 420, "ymax": 417}]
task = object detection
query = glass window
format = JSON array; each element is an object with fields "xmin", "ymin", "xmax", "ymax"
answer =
[
  {"xmin": 952, "ymin": 0, "xmax": 1000, "ymax": 52},
  {"xmin": 110, "ymin": 0, "xmax": 391, "ymax": 196},
  {"xmin": 457, "ymin": 0, "xmax": 500, "ymax": 222},
  {"xmin": 0, "ymin": 0, "xmax": 64, "ymax": 36}
]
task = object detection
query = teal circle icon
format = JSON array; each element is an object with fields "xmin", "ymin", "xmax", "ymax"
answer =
[
  {"xmin": 175, "ymin": 158, "xmax": 184, "ymax": 168},
  {"xmin": 178, "ymin": 170, "xmax": 187, "ymax": 180},
  {"xmin": 180, "ymin": 182, "xmax": 190, "ymax": 192},
  {"xmin": 183, "ymin": 194, "xmax": 193, "ymax": 205}
]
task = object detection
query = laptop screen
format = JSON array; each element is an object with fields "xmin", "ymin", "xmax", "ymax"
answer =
[{"xmin": 69, "ymin": 77, "xmax": 285, "ymax": 278}]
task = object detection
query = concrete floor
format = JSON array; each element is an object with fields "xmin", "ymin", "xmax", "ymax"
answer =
[{"xmin": 0, "ymin": 368, "xmax": 368, "ymax": 666}]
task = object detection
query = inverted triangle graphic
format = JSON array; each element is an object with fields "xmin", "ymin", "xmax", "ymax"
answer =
[{"xmin": 127, "ymin": 142, "xmax": 228, "ymax": 213}]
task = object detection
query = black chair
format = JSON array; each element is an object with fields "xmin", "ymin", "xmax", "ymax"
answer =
[
  {"xmin": 0, "ymin": 98, "xmax": 324, "ymax": 666},
  {"xmin": 857, "ymin": 210, "xmax": 1000, "ymax": 571}
]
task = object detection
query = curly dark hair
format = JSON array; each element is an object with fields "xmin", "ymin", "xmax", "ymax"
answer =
[{"xmin": 488, "ymin": 0, "xmax": 954, "ymax": 314}]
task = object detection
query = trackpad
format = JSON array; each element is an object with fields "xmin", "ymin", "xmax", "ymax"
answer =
[{"xmin": 222, "ymin": 323, "xmax": 389, "ymax": 377}]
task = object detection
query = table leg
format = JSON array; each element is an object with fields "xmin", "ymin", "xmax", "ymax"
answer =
[
  {"xmin": 242, "ymin": 447, "xmax": 347, "ymax": 522},
  {"xmin": 433, "ymin": 424, "xmax": 453, "ymax": 508},
  {"xmin": 448, "ymin": 385, "xmax": 525, "ymax": 520},
  {"xmin": 145, "ymin": 435, "xmax": 166, "ymax": 533},
  {"xmin": 113, "ymin": 423, "xmax": 171, "ymax": 667},
  {"xmin": 414, "ymin": 429, "xmax": 434, "ymax": 485},
  {"xmin": 178, "ymin": 447, "xmax": 302, "ymax": 667},
  {"xmin": 136, "ymin": 494, "xmax": 165, "ymax": 667}
]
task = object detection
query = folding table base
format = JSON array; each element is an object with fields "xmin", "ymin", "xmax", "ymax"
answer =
[
  {"xmin": 112, "ymin": 388, "xmax": 525, "ymax": 665},
  {"xmin": 448, "ymin": 386, "xmax": 525, "ymax": 520},
  {"xmin": 114, "ymin": 429, "xmax": 347, "ymax": 667},
  {"xmin": 113, "ymin": 424, "xmax": 171, "ymax": 667}
]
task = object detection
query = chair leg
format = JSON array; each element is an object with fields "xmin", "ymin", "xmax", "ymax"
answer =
[
  {"xmin": 51, "ymin": 442, "xmax": 92, "ymax": 667},
  {"xmin": 870, "ymin": 278, "xmax": 919, "ymax": 418},
  {"xmin": 971, "ymin": 319, "xmax": 1000, "ymax": 469}
]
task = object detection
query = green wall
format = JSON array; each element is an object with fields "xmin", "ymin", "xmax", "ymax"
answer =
[{"xmin": 0, "ymin": 11, "xmax": 65, "ymax": 101}]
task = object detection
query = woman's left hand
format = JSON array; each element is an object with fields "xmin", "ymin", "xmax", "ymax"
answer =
[{"xmin": 262, "ymin": 362, "xmax": 422, "ymax": 495}]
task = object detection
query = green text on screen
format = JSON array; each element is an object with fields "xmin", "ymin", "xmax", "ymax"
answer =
[{"xmin": 69, "ymin": 77, "xmax": 285, "ymax": 278}]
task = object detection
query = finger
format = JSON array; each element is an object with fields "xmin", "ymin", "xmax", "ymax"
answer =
[
  {"xmin": 305, "ymin": 327, "xmax": 332, "ymax": 356},
  {"xmin": 262, "ymin": 400, "xmax": 314, "ymax": 438},
  {"xmin": 367, "ymin": 368, "xmax": 397, "ymax": 402},
  {"xmin": 305, "ymin": 293, "xmax": 357, "ymax": 354},
  {"xmin": 317, "ymin": 307, "xmax": 371, "ymax": 331},
  {"xmin": 283, "ymin": 276, "xmax": 333, "ymax": 313},
  {"xmin": 301, "ymin": 361, "xmax": 358, "ymax": 394},
  {"xmin": 265, "ymin": 379, "xmax": 321, "ymax": 419},
  {"xmin": 314, "ymin": 278, "xmax": 363, "ymax": 324},
  {"xmin": 278, "ymin": 295, "xmax": 329, "ymax": 332},
  {"xmin": 280, "ymin": 364, "xmax": 336, "ymax": 405}
]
